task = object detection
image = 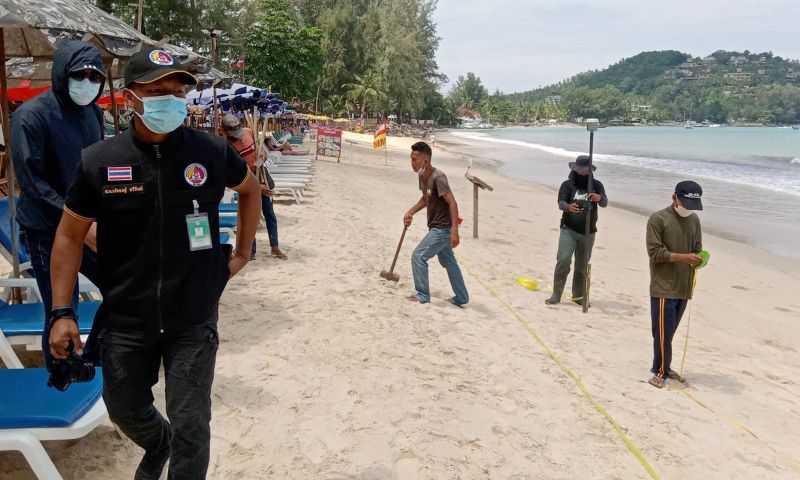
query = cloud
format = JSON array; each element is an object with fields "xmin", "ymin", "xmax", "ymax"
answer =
[{"xmin": 433, "ymin": 0, "xmax": 800, "ymax": 93}]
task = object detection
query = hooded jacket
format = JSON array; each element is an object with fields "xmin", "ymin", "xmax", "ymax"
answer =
[{"xmin": 10, "ymin": 40, "xmax": 106, "ymax": 233}]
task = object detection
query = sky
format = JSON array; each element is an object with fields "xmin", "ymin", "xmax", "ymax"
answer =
[{"xmin": 432, "ymin": 0, "xmax": 800, "ymax": 94}]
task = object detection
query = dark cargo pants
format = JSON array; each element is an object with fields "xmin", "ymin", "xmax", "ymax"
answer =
[{"xmin": 99, "ymin": 315, "xmax": 219, "ymax": 480}]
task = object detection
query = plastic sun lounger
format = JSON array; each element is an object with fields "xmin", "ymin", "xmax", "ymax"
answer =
[
  {"xmin": 0, "ymin": 199, "xmax": 102, "ymax": 303},
  {"xmin": 267, "ymin": 152, "xmax": 311, "ymax": 163},
  {"xmin": 219, "ymin": 204, "xmax": 238, "ymax": 214},
  {"xmin": 0, "ymin": 368, "xmax": 107, "ymax": 479},
  {"xmin": 0, "ymin": 198, "xmax": 32, "ymax": 271},
  {"xmin": 0, "ymin": 300, "xmax": 100, "ymax": 369}
]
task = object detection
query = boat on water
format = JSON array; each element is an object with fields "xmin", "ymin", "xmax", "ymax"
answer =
[
  {"xmin": 684, "ymin": 121, "xmax": 694, "ymax": 129},
  {"xmin": 792, "ymin": 125, "xmax": 800, "ymax": 130},
  {"xmin": 709, "ymin": 124, "xmax": 722, "ymax": 128}
]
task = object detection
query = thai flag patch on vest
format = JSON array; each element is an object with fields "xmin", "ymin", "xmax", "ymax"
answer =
[{"xmin": 107, "ymin": 166, "xmax": 133, "ymax": 182}]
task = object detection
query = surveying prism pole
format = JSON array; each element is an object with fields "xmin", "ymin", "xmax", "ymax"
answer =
[{"xmin": 583, "ymin": 118, "xmax": 599, "ymax": 313}]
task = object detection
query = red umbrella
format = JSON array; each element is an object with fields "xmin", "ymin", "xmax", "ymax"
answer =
[
  {"xmin": 97, "ymin": 92, "xmax": 125, "ymax": 107},
  {"xmin": 3, "ymin": 79, "xmax": 50, "ymax": 101}
]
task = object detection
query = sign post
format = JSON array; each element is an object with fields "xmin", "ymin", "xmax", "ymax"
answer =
[
  {"xmin": 373, "ymin": 122, "xmax": 388, "ymax": 165},
  {"xmin": 464, "ymin": 174, "xmax": 493, "ymax": 239},
  {"xmin": 316, "ymin": 125, "xmax": 343, "ymax": 162}
]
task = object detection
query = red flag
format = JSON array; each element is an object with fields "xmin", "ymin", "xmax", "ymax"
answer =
[{"xmin": 231, "ymin": 55, "xmax": 245, "ymax": 70}]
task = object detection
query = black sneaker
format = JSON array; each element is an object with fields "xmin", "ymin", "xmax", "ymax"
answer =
[{"xmin": 135, "ymin": 449, "xmax": 170, "ymax": 480}]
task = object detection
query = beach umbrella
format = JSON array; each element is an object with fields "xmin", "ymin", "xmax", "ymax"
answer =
[
  {"xmin": 2, "ymin": 79, "xmax": 50, "ymax": 101},
  {"xmin": 195, "ymin": 67, "xmax": 233, "ymax": 90}
]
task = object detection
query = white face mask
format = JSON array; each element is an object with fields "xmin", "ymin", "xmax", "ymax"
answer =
[
  {"xmin": 417, "ymin": 159, "xmax": 426, "ymax": 177},
  {"xmin": 675, "ymin": 205, "xmax": 693, "ymax": 217},
  {"xmin": 68, "ymin": 78, "xmax": 101, "ymax": 106}
]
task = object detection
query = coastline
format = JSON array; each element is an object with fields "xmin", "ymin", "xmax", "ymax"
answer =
[
  {"xmin": 1, "ymin": 131, "xmax": 798, "ymax": 479},
  {"xmin": 434, "ymin": 128, "xmax": 800, "ymax": 261}
]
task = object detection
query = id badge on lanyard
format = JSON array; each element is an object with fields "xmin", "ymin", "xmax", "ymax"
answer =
[{"xmin": 186, "ymin": 200, "xmax": 212, "ymax": 251}]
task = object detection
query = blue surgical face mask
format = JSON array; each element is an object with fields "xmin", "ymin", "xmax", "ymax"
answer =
[
  {"xmin": 129, "ymin": 91, "xmax": 187, "ymax": 134},
  {"xmin": 68, "ymin": 78, "xmax": 101, "ymax": 106}
]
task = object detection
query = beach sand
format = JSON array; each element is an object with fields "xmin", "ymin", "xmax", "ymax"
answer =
[{"xmin": 1, "ymin": 131, "xmax": 798, "ymax": 479}]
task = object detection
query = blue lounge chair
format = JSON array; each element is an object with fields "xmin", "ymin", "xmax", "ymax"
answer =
[
  {"xmin": 0, "ymin": 301, "xmax": 100, "ymax": 369},
  {"xmin": 0, "ymin": 198, "xmax": 31, "ymax": 269},
  {"xmin": 0, "ymin": 368, "xmax": 107, "ymax": 479}
]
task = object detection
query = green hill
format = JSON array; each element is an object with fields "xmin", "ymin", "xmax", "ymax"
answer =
[{"xmin": 501, "ymin": 50, "xmax": 800, "ymax": 124}]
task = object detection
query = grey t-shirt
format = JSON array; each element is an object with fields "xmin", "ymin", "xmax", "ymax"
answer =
[{"xmin": 419, "ymin": 168, "xmax": 452, "ymax": 229}]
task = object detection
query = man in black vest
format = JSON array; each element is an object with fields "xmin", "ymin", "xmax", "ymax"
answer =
[
  {"xmin": 545, "ymin": 155, "xmax": 608, "ymax": 307},
  {"xmin": 48, "ymin": 48, "xmax": 261, "ymax": 479}
]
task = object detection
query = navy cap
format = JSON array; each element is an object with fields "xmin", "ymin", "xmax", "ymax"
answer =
[
  {"xmin": 124, "ymin": 48, "xmax": 197, "ymax": 87},
  {"xmin": 675, "ymin": 180, "xmax": 703, "ymax": 210}
]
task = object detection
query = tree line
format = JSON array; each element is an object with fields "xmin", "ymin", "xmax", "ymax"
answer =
[
  {"xmin": 98, "ymin": 0, "xmax": 445, "ymax": 123},
  {"xmin": 450, "ymin": 50, "xmax": 800, "ymax": 125}
]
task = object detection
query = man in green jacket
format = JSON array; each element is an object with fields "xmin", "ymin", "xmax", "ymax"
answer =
[{"xmin": 646, "ymin": 181, "xmax": 704, "ymax": 389}]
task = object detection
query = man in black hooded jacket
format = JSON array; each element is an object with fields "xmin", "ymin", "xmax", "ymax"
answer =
[{"xmin": 10, "ymin": 40, "xmax": 106, "ymax": 365}]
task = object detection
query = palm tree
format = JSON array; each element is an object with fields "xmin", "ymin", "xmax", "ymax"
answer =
[
  {"xmin": 323, "ymin": 94, "xmax": 347, "ymax": 117},
  {"xmin": 342, "ymin": 70, "xmax": 385, "ymax": 124}
]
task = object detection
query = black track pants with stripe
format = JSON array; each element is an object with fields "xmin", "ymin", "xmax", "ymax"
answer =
[{"xmin": 651, "ymin": 297, "xmax": 688, "ymax": 378}]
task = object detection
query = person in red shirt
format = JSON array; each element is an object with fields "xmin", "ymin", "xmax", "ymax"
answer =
[{"xmin": 222, "ymin": 114, "xmax": 287, "ymax": 259}]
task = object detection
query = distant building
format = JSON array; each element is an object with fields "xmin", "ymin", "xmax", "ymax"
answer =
[
  {"xmin": 632, "ymin": 105, "xmax": 653, "ymax": 112},
  {"xmin": 729, "ymin": 56, "xmax": 749, "ymax": 65},
  {"xmin": 701, "ymin": 56, "xmax": 718, "ymax": 64},
  {"xmin": 546, "ymin": 95, "xmax": 562, "ymax": 104},
  {"xmin": 724, "ymin": 72, "xmax": 752, "ymax": 82},
  {"xmin": 786, "ymin": 69, "xmax": 798, "ymax": 79}
]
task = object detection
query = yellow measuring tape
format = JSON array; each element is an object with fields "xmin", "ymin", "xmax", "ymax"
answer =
[
  {"xmin": 459, "ymin": 255, "xmax": 662, "ymax": 480},
  {"xmin": 678, "ymin": 270, "xmax": 698, "ymax": 377},
  {"xmin": 671, "ymin": 272, "xmax": 800, "ymax": 472},
  {"xmin": 461, "ymin": 254, "xmax": 800, "ymax": 474}
]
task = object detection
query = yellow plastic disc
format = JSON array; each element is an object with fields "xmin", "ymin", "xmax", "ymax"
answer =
[{"xmin": 516, "ymin": 277, "xmax": 539, "ymax": 291}]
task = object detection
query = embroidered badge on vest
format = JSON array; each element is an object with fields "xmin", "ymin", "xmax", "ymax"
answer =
[{"xmin": 184, "ymin": 163, "xmax": 208, "ymax": 187}]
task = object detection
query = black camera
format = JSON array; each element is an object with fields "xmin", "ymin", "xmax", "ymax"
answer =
[{"xmin": 47, "ymin": 349, "xmax": 96, "ymax": 392}]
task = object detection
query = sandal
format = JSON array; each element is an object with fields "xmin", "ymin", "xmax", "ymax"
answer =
[
  {"xmin": 648, "ymin": 375, "xmax": 666, "ymax": 389},
  {"xmin": 668, "ymin": 370, "xmax": 686, "ymax": 383},
  {"xmin": 544, "ymin": 298, "xmax": 559, "ymax": 305},
  {"xmin": 447, "ymin": 297, "xmax": 467, "ymax": 308},
  {"xmin": 406, "ymin": 295, "xmax": 422, "ymax": 303}
]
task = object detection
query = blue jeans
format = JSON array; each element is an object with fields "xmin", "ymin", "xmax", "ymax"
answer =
[
  {"xmin": 411, "ymin": 227, "xmax": 469, "ymax": 305},
  {"xmin": 251, "ymin": 195, "xmax": 279, "ymax": 254},
  {"xmin": 20, "ymin": 228, "xmax": 101, "ymax": 366}
]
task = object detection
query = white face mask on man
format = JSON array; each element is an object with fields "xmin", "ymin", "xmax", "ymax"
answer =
[
  {"xmin": 417, "ymin": 159, "xmax": 427, "ymax": 177},
  {"xmin": 674, "ymin": 204, "xmax": 693, "ymax": 217}
]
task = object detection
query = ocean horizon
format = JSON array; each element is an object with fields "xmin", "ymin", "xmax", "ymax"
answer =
[{"xmin": 441, "ymin": 126, "xmax": 800, "ymax": 260}]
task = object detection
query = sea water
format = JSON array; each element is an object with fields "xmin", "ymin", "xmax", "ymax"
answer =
[{"xmin": 447, "ymin": 126, "xmax": 800, "ymax": 260}]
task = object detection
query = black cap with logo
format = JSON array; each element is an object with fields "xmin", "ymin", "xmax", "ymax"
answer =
[
  {"xmin": 123, "ymin": 48, "xmax": 197, "ymax": 87},
  {"xmin": 675, "ymin": 180, "xmax": 703, "ymax": 210}
]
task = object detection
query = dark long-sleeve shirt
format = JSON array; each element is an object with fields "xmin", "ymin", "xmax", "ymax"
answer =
[
  {"xmin": 646, "ymin": 206, "xmax": 702, "ymax": 299},
  {"xmin": 557, "ymin": 178, "xmax": 608, "ymax": 234}
]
